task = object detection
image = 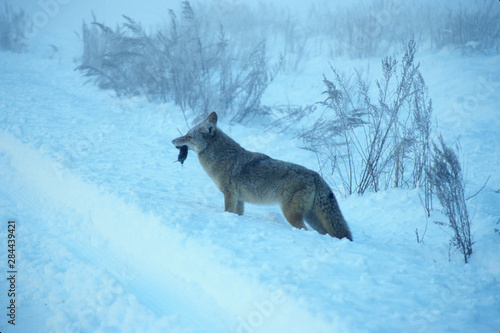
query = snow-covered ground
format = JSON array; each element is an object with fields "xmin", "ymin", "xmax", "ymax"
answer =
[{"xmin": 1, "ymin": 1, "xmax": 499, "ymax": 332}]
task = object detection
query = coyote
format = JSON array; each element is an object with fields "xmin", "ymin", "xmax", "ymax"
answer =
[{"xmin": 172, "ymin": 112, "xmax": 352, "ymax": 240}]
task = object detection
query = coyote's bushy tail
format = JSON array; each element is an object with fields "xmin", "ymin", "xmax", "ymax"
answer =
[{"xmin": 310, "ymin": 177, "xmax": 353, "ymax": 241}]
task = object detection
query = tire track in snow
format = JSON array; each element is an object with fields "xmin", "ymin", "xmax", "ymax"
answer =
[{"xmin": 0, "ymin": 131, "xmax": 347, "ymax": 332}]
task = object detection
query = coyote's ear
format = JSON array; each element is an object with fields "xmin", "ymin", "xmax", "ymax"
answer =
[
  {"xmin": 207, "ymin": 112, "xmax": 218, "ymax": 125},
  {"xmin": 201, "ymin": 112, "xmax": 217, "ymax": 135}
]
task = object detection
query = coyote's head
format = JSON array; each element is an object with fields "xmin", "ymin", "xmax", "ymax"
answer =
[{"xmin": 172, "ymin": 112, "xmax": 218, "ymax": 154}]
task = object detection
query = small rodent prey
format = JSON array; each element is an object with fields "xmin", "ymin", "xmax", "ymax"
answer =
[{"xmin": 176, "ymin": 145, "xmax": 188, "ymax": 165}]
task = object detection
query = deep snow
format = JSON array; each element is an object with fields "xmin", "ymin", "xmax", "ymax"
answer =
[{"xmin": 1, "ymin": 1, "xmax": 500, "ymax": 332}]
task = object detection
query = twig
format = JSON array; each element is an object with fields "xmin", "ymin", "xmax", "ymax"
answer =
[{"xmin": 466, "ymin": 175, "xmax": 491, "ymax": 201}]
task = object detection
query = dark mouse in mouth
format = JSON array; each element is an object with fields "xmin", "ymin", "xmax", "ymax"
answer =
[{"xmin": 176, "ymin": 145, "xmax": 188, "ymax": 165}]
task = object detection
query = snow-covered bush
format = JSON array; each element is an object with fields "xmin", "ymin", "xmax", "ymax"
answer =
[
  {"xmin": 77, "ymin": 1, "xmax": 280, "ymax": 123},
  {"xmin": 229, "ymin": 1, "xmax": 500, "ymax": 63},
  {"xmin": 301, "ymin": 38, "xmax": 433, "ymax": 196},
  {"xmin": 427, "ymin": 135, "xmax": 473, "ymax": 263},
  {"xmin": 0, "ymin": 4, "xmax": 27, "ymax": 53},
  {"xmin": 78, "ymin": 14, "xmax": 153, "ymax": 98},
  {"xmin": 431, "ymin": 1, "xmax": 500, "ymax": 54},
  {"xmin": 314, "ymin": 0, "xmax": 500, "ymax": 57}
]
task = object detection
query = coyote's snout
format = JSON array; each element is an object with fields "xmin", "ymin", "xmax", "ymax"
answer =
[{"xmin": 172, "ymin": 112, "xmax": 352, "ymax": 240}]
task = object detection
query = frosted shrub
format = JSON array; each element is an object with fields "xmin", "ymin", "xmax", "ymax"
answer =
[
  {"xmin": 427, "ymin": 135, "xmax": 473, "ymax": 263},
  {"xmin": 0, "ymin": 4, "xmax": 27, "ymax": 53},
  {"xmin": 76, "ymin": 1, "xmax": 280, "ymax": 123},
  {"xmin": 431, "ymin": 1, "xmax": 500, "ymax": 54},
  {"xmin": 301, "ymin": 38, "xmax": 432, "ymax": 196}
]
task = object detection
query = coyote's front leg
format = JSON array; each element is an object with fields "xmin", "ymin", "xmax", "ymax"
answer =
[{"xmin": 224, "ymin": 192, "xmax": 244, "ymax": 215}]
